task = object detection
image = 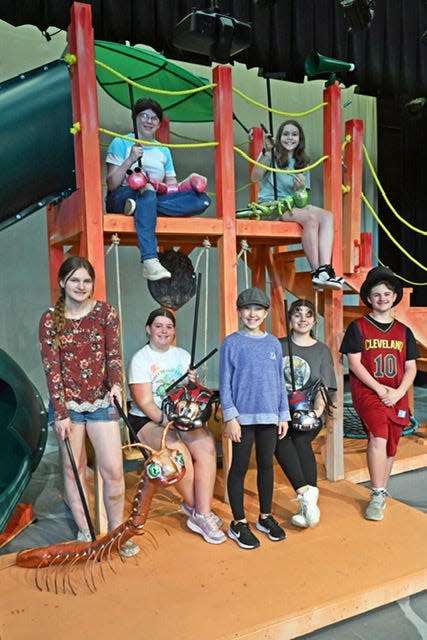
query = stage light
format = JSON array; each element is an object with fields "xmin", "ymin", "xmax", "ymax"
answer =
[
  {"xmin": 173, "ymin": 9, "xmax": 252, "ymax": 64},
  {"xmin": 340, "ymin": 0, "xmax": 375, "ymax": 32}
]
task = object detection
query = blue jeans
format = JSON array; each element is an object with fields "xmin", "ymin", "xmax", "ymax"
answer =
[{"xmin": 106, "ymin": 186, "xmax": 211, "ymax": 261}]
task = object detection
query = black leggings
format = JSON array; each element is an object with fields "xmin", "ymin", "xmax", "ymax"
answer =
[
  {"xmin": 274, "ymin": 426, "xmax": 321, "ymax": 491},
  {"xmin": 227, "ymin": 424, "xmax": 277, "ymax": 521}
]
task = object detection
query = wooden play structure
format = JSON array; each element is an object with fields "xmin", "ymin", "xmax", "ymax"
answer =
[
  {"xmin": 46, "ymin": 2, "xmax": 427, "ymax": 491},
  {"xmin": 4, "ymin": 4, "xmax": 427, "ymax": 638}
]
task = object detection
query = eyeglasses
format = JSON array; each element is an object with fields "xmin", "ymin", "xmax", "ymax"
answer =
[{"xmin": 139, "ymin": 112, "xmax": 160, "ymax": 123}]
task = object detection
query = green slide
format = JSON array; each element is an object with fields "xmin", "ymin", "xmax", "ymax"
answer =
[
  {"xmin": 0, "ymin": 349, "xmax": 48, "ymax": 533},
  {"xmin": 0, "ymin": 58, "xmax": 76, "ymax": 232}
]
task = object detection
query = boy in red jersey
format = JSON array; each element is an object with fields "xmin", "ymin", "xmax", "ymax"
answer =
[{"xmin": 340, "ymin": 266, "xmax": 419, "ymax": 521}]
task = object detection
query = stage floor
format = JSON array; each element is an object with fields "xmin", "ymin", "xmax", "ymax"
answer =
[{"xmin": 1, "ymin": 431, "xmax": 427, "ymax": 640}]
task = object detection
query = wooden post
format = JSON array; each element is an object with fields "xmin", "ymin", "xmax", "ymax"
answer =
[
  {"xmin": 67, "ymin": 1, "xmax": 106, "ymax": 299},
  {"xmin": 343, "ymin": 119, "xmax": 364, "ymax": 274},
  {"xmin": 213, "ymin": 65, "xmax": 238, "ymax": 496},
  {"xmin": 322, "ymin": 82, "xmax": 344, "ymax": 481}
]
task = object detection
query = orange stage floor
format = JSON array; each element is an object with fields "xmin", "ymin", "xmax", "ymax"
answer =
[{"xmin": 1, "ymin": 435, "xmax": 427, "ymax": 640}]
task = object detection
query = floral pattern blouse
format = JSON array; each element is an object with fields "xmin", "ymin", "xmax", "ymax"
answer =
[{"xmin": 39, "ymin": 301, "xmax": 122, "ymax": 421}]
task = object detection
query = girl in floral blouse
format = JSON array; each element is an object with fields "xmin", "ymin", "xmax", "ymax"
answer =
[{"xmin": 39, "ymin": 256, "xmax": 138, "ymax": 556}]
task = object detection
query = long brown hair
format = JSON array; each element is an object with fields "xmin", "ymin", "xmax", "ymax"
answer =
[
  {"xmin": 52, "ymin": 256, "xmax": 95, "ymax": 345},
  {"xmin": 274, "ymin": 120, "xmax": 310, "ymax": 169}
]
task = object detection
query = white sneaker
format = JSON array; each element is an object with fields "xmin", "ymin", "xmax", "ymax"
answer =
[
  {"xmin": 187, "ymin": 511, "xmax": 226, "ymax": 545},
  {"xmin": 291, "ymin": 501, "xmax": 309, "ymax": 528},
  {"xmin": 124, "ymin": 198, "xmax": 136, "ymax": 215},
  {"xmin": 142, "ymin": 258, "xmax": 171, "ymax": 281},
  {"xmin": 77, "ymin": 529, "xmax": 93, "ymax": 542},
  {"xmin": 298, "ymin": 486, "xmax": 320, "ymax": 527},
  {"xmin": 119, "ymin": 539, "xmax": 140, "ymax": 557},
  {"xmin": 364, "ymin": 489, "xmax": 387, "ymax": 521},
  {"xmin": 291, "ymin": 513, "xmax": 309, "ymax": 528},
  {"xmin": 180, "ymin": 501, "xmax": 222, "ymax": 527}
]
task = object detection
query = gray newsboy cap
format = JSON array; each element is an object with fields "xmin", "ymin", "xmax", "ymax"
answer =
[{"xmin": 236, "ymin": 287, "xmax": 270, "ymax": 309}]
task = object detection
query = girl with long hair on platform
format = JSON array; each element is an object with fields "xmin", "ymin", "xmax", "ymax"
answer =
[{"xmin": 251, "ymin": 120, "xmax": 343, "ymax": 290}]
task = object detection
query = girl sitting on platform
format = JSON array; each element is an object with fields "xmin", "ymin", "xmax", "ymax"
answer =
[
  {"xmin": 105, "ymin": 97, "xmax": 211, "ymax": 282},
  {"xmin": 251, "ymin": 120, "xmax": 343, "ymax": 290}
]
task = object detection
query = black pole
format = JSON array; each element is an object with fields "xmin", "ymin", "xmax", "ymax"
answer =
[
  {"xmin": 113, "ymin": 397, "xmax": 139, "ymax": 443},
  {"xmin": 190, "ymin": 273, "xmax": 202, "ymax": 368},
  {"xmin": 265, "ymin": 77, "xmax": 278, "ymax": 200},
  {"xmin": 165, "ymin": 348, "xmax": 218, "ymax": 394},
  {"xmin": 284, "ymin": 299, "xmax": 296, "ymax": 392},
  {"xmin": 129, "ymin": 84, "xmax": 142, "ymax": 168},
  {"xmin": 64, "ymin": 437, "xmax": 97, "ymax": 542}
]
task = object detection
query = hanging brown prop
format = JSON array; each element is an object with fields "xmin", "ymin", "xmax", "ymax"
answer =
[{"xmin": 147, "ymin": 249, "xmax": 196, "ymax": 310}]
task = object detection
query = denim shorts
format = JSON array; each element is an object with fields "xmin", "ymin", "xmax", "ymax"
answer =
[
  {"xmin": 69, "ymin": 406, "xmax": 119, "ymax": 423},
  {"xmin": 48, "ymin": 401, "xmax": 119, "ymax": 424}
]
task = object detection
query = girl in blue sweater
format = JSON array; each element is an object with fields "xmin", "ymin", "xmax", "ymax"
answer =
[{"xmin": 220, "ymin": 287, "xmax": 290, "ymax": 549}]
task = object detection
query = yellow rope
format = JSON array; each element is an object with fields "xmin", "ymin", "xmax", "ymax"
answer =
[
  {"xmin": 342, "ymin": 134, "xmax": 352, "ymax": 150},
  {"xmin": 99, "ymin": 127, "xmax": 218, "ymax": 149},
  {"xmin": 363, "ymin": 145, "xmax": 427, "ymax": 236},
  {"xmin": 170, "ymin": 129, "xmax": 249, "ymax": 148},
  {"xmin": 362, "ymin": 192, "xmax": 427, "ymax": 272},
  {"xmin": 95, "ymin": 59, "xmax": 216, "ymax": 96},
  {"xmin": 233, "ymin": 86, "xmax": 327, "ymax": 117},
  {"xmin": 375, "ymin": 253, "xmax": 427, "ymax": 286},
  {"xmin": 236, "ymin": 182, "xmax": 251, "ymax": 193},
  {"xmin": 234, "ymin": 145, "xmax": 329, "ymax": 173}
]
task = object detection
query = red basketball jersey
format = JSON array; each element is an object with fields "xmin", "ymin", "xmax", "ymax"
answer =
[{"xmin": 350, "ymin": 316, "xmax": 409, "ymax": 426}]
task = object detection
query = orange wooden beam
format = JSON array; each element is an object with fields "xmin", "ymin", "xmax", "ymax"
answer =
[
  {"xmin": 343, "ymin": 119, "xmax": 364, "ymax": 274},
  {"xmin": 213, "ymin": 65, "xmax": 238, "ymax": 340},
  {"xmin": 323, "ymin": 82, "xmax": 343, "ymax": 275},
  {"xmin": 67, "ymin": 2, "xmax": 106, "ymax": 299},
  {"xmin": 322, "ymin": 81, "xmax": 344, "ymax": 481}
]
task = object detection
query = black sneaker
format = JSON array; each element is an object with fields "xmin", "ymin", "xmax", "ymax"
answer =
[
  {"xmin": 256, "ymin": 515, "xmax": 287, "ymax": 541},
  {"xmin": 311, "ymin": 264, "xmax": 343, "ymax": 290},
  {"xmin": 227, "ymin": 521, "xmax": 260, "ymax": 549}
]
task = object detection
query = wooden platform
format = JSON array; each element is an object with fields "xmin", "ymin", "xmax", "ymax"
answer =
[
  {"xmin": 1, "ymin": 435, "xmax": 427, "ymax": 640},
  {"xmin": 102, "ymin": 213, "xmax": 303, "ymax": 248},
  {"xmin": 318, "ymin": 427, "xmax": 427, "ymax": 484}
]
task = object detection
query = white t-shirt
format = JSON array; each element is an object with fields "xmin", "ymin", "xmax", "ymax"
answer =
[
  {"xmin": 128, "ymin": 344, "xmax": 191, "ymax": 417},
  {"xmin": 106, "ymin": 135, "xmax": 176, "ymax": 185}
]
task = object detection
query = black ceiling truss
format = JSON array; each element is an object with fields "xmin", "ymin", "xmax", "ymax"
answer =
[{"xmin": 0, "ymin": 1, "xmax": 426, "ymax": 100}]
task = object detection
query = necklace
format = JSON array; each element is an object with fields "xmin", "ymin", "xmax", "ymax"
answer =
[
  {"xmin": 66, "ymin": 301, "xmax": 95, "ymax": 333},
  {"xmin": 70, "ymin": 317, "xmax": 84, "ymax": 334}
]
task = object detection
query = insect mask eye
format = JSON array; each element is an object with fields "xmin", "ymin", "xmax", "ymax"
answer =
[{"xmin": 146, "ymin": 462, "xmax": 162, "ymax": 479}]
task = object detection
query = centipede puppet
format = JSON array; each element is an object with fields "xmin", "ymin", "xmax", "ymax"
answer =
[{"xmin": 14, "ymin": 422, "xmax": 185, "ymax": 594}]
